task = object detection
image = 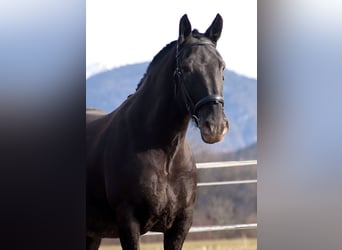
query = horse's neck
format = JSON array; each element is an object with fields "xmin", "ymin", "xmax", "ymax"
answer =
[{"xmin": 131, "ymin": 53, "xmax": 190, "ymax": 146}]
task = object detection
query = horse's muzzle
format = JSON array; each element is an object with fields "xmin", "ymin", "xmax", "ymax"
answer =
[{"xmin": 198, "ymin": 114, "xmax": 229, "ymax": 144}]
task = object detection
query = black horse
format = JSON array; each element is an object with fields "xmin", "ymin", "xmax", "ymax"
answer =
[{"xmin": 86, "ymin": 14, "xmax": 228, "ymax": 250}]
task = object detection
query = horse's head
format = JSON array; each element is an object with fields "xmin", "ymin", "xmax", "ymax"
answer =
[{"xmin": 175, "ymin": 14, "xmax": 228, "ymax": 144}]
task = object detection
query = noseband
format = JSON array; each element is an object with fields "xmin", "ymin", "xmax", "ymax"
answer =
[{"xmin": 174, "ymin": 41, "xmax": 224, "ymax": 125}]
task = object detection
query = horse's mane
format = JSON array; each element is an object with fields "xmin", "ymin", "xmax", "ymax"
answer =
[
  {"xmin": 134, "ymin": 40, "xmax": 177, "ymax": 92},
  {"xmin": 130, "ymin": 29, "xmax": 207, "ymax": 96},
  {"xmin": 192, "ymin": 29, "xmax": 204, "ymax": 38}
]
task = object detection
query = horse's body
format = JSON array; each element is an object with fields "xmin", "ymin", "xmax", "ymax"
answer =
[{"xmin": 87, "ymin": 14, "xmax": 228, "ymax": 250}]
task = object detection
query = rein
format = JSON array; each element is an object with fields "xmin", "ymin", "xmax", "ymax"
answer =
[{"xmin": 174, "ymin": 41, "xmax": 224, "ymax": 125}]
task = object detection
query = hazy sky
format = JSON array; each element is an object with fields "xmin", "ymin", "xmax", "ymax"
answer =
[{"xmin": 86, "ymin": 0, "xmax": 257, "ymax": 78}]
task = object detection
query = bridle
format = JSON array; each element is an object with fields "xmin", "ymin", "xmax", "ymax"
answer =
[{"xmin": 174, "ymin": 41, "xmax": 225, "ymax": 125}]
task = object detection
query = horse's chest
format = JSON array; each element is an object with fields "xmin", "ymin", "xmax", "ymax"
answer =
[
  {"xmin": 142, "ymin": 184, "xmax": 179, "ymax": 232},
  {"xmin": 139, "ymin": 172, "xmax": 194, "ymax": 232}
]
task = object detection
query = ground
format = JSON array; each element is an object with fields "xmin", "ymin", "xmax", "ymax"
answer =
[{"xmin": 99, "ymin": 238, "xmax": 257, "ymax": 250}]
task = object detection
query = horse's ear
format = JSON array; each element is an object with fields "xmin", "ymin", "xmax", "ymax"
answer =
[
  {"xmin": 178, "ymin": 14, "xmax": 192, "ymax": 44},
  {"xmin": 205, "ymin": 14, "xmax": 223, "ymax": 44}
]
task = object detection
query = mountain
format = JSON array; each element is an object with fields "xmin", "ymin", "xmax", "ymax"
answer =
[
  {"xmin": 86, "ymin": 62, "xmax": 257, "ymax": 154},
  {"xmin": 86, "ymin": 63, "xmax": 109, "ymax": 79}
]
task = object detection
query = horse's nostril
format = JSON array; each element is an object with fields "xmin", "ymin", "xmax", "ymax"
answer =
[{"xmin": 204, "ymin": 121, "xmax": 214, "ymax": 133}]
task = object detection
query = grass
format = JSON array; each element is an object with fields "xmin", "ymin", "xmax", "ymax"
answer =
[{"xmin": 99, "ymin": 238, "xmax": 257, "ymax": 250}]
